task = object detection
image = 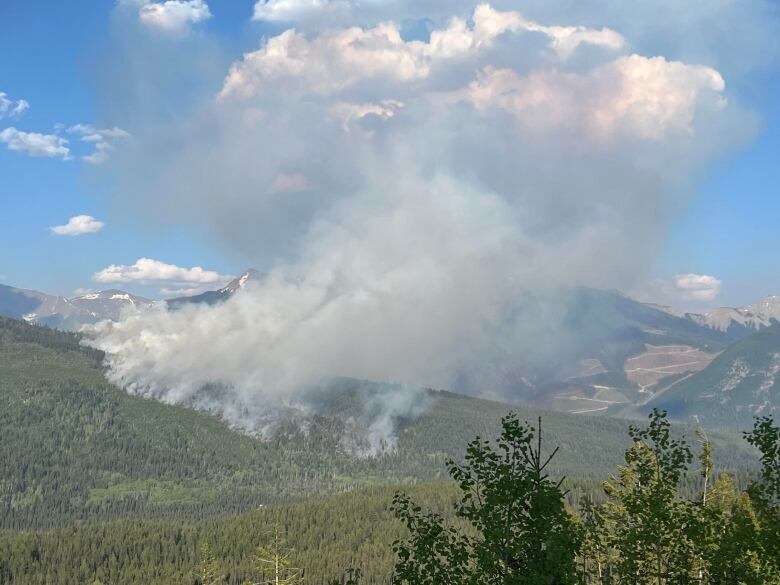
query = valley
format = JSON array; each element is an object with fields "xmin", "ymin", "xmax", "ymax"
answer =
[{"xmin": 0, "ymin": 315, "xmax": 771, "ymax": 584}]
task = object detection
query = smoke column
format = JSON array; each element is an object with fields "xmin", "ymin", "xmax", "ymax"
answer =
[{"xmin": 85, "ymin": 2, "xmax": 760, "ymax": 445}]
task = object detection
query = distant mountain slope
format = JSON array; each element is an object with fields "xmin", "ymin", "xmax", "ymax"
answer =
[
  {"xmin": 5, "ymin": 276, "xmax": 780, "ymax": 424},
  {"xmin": 685, "ymin": 295, "xmax": 780, "ymax": 334},
  {"xmin": 0, "ymin": 284, "xmax": 84, "ymax": 327},
  {"xmin": 162, "ymin": 284, "xmax": 749, "ymax": 415},
  {"xmin": 0, "ymin": 316, "xmax": 756, "ymax": 530},
  {"xmin": 0, "ymin": 283, "xmax": 152, "ymax": 330},
  {"xmin": 69, "ymin": 289, "xmax": 154, "ymax": 321},
  {"xmin": 504, "ymin": 288, "xmax": 735, "ymax": 414},
  {"xmin": 647, "ymin": 323, "xmax": 780, "ymax": 428},
  {"xmin": 167, "ymin": 269, "xmax": 261, "ymax": 307}
]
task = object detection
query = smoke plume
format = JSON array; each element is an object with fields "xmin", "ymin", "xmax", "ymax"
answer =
[{"xmin": 85, "ymin": 2, "xmax": 764, "ymax": 447}]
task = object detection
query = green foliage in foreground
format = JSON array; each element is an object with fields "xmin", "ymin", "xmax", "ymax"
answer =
[
  {"xmin": 393, "ymin": 415, "xmax": 580, "ymax": 585},
  {"xmin": 392, "ymin": 411, "xmax": 780, "ymax": 585}
]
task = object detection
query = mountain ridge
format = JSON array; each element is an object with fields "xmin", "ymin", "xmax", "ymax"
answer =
[
  {"xmin": 684, "ymin": 295, "xmax": 780, "ymax": 333},
  {"xmin": 166, "ymin": 268, "xmax": 262, "ymax": 308},
  {"xmin": 2, "ymin": 276, "xmax": 779, "ymax": 422},
  {"xmin": 0, "ymin": 283, "xmax": 153, "ymax": 330}
]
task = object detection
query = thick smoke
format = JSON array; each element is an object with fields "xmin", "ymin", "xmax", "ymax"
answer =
[{"xmin": 85, "ymin": 3, "xmax": 760, "ymax": 447}]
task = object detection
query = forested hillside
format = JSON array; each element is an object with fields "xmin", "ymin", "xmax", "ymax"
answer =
[
  {"xmin": 0, "ymin": 317, "xmax": 760, "ymax": 531},
  {"xmin": 0, "ymin": 485, "xmax": 444, "ymax": 585},
  {"xmin": 0, "ymin": 422, "xmax": 769, "ymax": 585},
  {"xmin": 1, "ymin": 316, "xmax": 367, "ymax": 529}
]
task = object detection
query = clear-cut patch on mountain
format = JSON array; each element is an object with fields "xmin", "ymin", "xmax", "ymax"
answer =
[{"xmin": 624, "ymin": 344, "xmax": 718, "ymax": 393}]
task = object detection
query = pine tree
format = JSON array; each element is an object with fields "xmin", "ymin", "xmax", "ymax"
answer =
[
  {"xmin": 196, "ymin": 543, "xmax": 222, "ymax": 585},
  {"xmin": 709, "ymin": 489, "xmax": 778, "ymax": 584},
  {"xmin": 253, "ymin": 525, "xmax": 303, "ymax": 585}
]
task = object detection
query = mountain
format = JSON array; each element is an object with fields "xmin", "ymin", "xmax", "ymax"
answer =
[
  {"xmin": 4, "ymin": 275, "xmax": 779, "ymax": 425},
  {"xmin": 167, "ymin": 268, "xmax": 262, "ymax": 307},
  {"xmin": 647, "ymin": 322, "xmax": 780, "ymax": 428},
  {"xmin": 501, "ymin": 289, "xmax": 780, "ymax": 418},
  {"xmin": 0, "ymin": 283, "xmax": 152, "ymax": 330},
  {"xmin": 69, "ymin": 289, "xmax": 154, "ymax": 320},
  {"xmin": 163, "ymin": 284, "xmax": 758, "ymax": 418},
  {"xmin": 0, "ymin": 315, "xmax": 756, "ymax": 530},
  {"xmin": 476, "ymin": 288, "xmax": 736, "ymax": 415},
  {"xmin": 0, "ymin": 284, "xmax": 79, "ymax": 326},
  {"xmin": 685, "ymin": 295, "xmax": 780, "ymax": 334}
]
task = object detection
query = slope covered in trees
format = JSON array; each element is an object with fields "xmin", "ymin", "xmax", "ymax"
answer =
[
  {"xmin": 0, "ymin": 317, "xmax": 760, "ymax": 530},
  {"xmin": 1, "ymin": 412, "xmax": 777, "ymax": 585}
]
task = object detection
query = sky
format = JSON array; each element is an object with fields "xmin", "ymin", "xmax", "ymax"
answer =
[{"xmin": 1, "ymin": 0, "xmax": 779, "ymax": 312}]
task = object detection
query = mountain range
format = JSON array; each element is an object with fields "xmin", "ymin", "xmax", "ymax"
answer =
[
  {"xmin": 686, "ymin": 295, "xmax": 780, "ymax": 332},
  {"xmin": 0, "ymin": 284, "xmax": 154, "ymax": 330},
  {"xmin": 1, "ymin": 271, "xmax": 778, "ymax": 426},
  {"xmin": 0, "ymin": 269, "xmax": 263, "ymax": 329}
]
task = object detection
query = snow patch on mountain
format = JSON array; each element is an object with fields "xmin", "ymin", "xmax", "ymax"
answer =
[{"xmin": 219, "ymin": 269, "xmax": 262, "ymax": 294}]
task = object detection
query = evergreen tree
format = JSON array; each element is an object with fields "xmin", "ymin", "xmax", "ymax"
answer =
[
  {"xmin": 253, "ymin": 525, "xmax": 303, "ymax": 585},
  {"xmin": 196, "ymin": 543, "xmax": 223, "ymax": 585}
]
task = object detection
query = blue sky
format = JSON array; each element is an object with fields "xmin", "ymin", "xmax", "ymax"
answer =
[
  {"xmin": 0, "ymin": 1, "xmax": 305, "ymax": 296},
  {"xmin": 0, "ymin": 1, "xmax": 261, "ymax": 298},
  {"xmin": 1, "ymin": 0, "xmax": 778, "ymax": 310},
  {"xmin": 660, "ymin": 70, "xmax": 780, "ymax": 304}
]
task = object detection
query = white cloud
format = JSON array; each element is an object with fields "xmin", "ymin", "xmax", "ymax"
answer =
[
  {"xmin": 83, "ymin": 141, "xmax": 114, "ymax": 165},
  {"xmin": 50, "ymin": 215, "xmax": 105, "ymax": 236},
  {"xmin": 220, "ymin": 4, "xmax": 624, "ymax": 99},
  {"xmin": 456, "ymin": 55, "xmax": 725, "ymax": 140},
  {"xmin": 94, "ymin": 258, "xmax": 228, "ymax": 285},
  {"xmin": 253, "ymin": 0, "xmax": 348, "ymax": 22},
  {"xmin": 634, "ymin": 273, "xmax": 724, "ymax": 308},
  {"xmin": 0, "ymin": 91, "xmax": 29, "ymax": 119},
  {"xmin": 271, "ymin": 172, "xmax": 312, "ymax": 193},
  {"xmin": 468, "ymin": 4, "xmax": 624, "ymax": 59},
  {"xmin": 675, "ymin": 273, "xmax": 722, "ymax": 302},
  {"xmin": 0, "ymin": 127, "xmax": 70, "ymax": 158},
  {"xmin": 138, "ymin": 0, "xmax": 212, "ymax": 33},
  {"xmin": 251, "ymin": 0, "xmax": 623, "ymax": 61},
  {"xmin": 68, "ymin": 123, "xmax": 130, "ymax": 164},
  {"xmin": 68, "ymin": 124, "xmax": 130, "ymax": 139},
  {"xmin": 528, "ymin": 22, "xmax": 625, "ymax": 60}
]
